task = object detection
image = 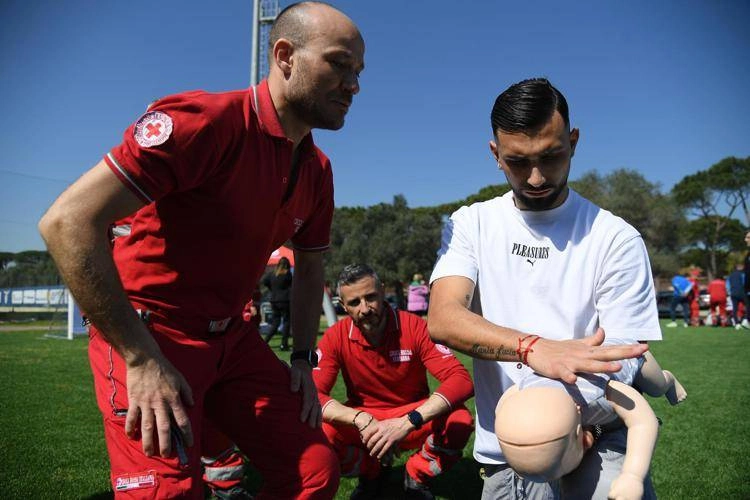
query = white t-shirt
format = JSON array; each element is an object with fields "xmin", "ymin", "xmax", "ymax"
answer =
[{"xmin": 430, "ymin": 189, "xmax": 661, "ymax": 464}]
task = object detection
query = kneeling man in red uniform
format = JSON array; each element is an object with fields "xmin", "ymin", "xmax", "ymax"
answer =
[{"xmin": 314, "ymin": 264, "xmax": 474, "ymax": 499}]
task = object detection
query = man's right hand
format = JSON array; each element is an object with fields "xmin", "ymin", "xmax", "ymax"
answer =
[
  {"xmin": 528, "ymin": 328, "xmax": 649, "ymax": 384},
  {"xmin": 125, "ymin": 355, "xmax": 194, "ymax": 457}
]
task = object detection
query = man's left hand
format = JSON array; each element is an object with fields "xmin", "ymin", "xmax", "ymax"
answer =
[
  {"xmin": 362, "ymin": 416, "xmax": 413, "ymax": 460},
  {"xmin": 290, "ymin": 360, "xmax": 322, "ymax": 428}
]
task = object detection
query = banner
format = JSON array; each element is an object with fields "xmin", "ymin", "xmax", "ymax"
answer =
[{"xmin": 0, "ymin": 286, "xmax": 68, "ymax": 307}]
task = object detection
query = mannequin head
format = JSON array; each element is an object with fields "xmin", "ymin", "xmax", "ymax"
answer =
[{"xmin": 495, "ymin": 386, "xmax": 595, "ymax": 481}]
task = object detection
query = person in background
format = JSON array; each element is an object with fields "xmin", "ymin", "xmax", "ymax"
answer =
[
  {"xmin": 314, "ymin": 264, "xmax": 474, "ymax": 499},
  {"xmin": 707, "ymin": 275, "xmax": 728, "ymax": 327},
  {"xmin": 743, "ymin": 231, "xmax": 750, "ymax": 328},
  {"xmin": 728, "ymin": 263, "xmax": 746, "ymax": 329},
  {"xmin": 263, "ymin": 256, "xmax": 293, "ymax": 350},
  {"xmin": 666, "ymin": 273, "xmax": 693, "ymax": 328},
  {"xmin": 407, "ymin": 273, "xmax": 429, "ymax": 316},
  {"xmin": 393, "ymin": 279, "xmax": 406, "ymax": 310},
  {"xmin": 687, "ymin": 270, "xmax": 702, "ymax": 326}
]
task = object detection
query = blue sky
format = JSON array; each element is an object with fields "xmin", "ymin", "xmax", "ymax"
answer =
[{"xmin": 1, "ymin": 0, "xmax": 748, "ymax": 252}]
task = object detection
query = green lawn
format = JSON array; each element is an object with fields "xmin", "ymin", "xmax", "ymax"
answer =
[{"xmin": 0, "ymin": 321, "xmax": 748, "ymax": 499}]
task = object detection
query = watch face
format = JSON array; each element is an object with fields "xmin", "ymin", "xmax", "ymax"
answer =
[{"xmin": 408, "ymin": 410, "xmax": 423, "ymax": 429}]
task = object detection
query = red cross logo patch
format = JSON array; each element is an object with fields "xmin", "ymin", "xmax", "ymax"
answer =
[{"xmin": 134, "ymin": 111, "xmax": 173, "ymax": 147}]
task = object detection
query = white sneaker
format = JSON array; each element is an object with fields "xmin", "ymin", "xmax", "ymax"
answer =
[
  {"xmin": 736, "ymin": 324, "xmax": 742, "ymax": 331},
  {"xmin": 666, "ymin": 321, "xmax": 678, "ymax": 328},
  {"xmin": 742, "ymin": 319, "xmax": 750, "ymax": 329}
]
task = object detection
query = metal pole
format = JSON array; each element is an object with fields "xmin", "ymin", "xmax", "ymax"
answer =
[{"xmin": 250, "ymin": 0, "xmax": 260, "ymax": 85}]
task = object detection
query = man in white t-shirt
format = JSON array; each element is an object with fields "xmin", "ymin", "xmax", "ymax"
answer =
[{"xmin": 428, "ymin": 78, "xmax": 661, "ymax": 500}]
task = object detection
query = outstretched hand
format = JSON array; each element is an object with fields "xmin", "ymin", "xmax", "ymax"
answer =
[
  {"xmin": 125, "ymin": 355, "xmax": 194, "ymax": 458},
  {"xmin": 527, "ymin": 329, "xmax": 649, "ymax": 384}
]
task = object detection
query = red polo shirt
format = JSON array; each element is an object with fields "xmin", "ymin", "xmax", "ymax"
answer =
[
  {"xmin": 314, "ymin": 307, "xmax": 473, "ymax": 411},
  {"xmin": 103, "ymin": 80, "xmax": 334, "ymax": 321}
]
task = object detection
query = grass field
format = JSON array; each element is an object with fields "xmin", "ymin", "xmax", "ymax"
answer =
[{"xmin": 0, "ymin": 321, "xmax": 748, "ymax": 499}]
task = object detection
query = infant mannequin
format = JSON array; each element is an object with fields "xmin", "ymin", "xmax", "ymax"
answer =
[{"xmin": 495, "ymin": 350, "xmax": 685, "ymax": 500}]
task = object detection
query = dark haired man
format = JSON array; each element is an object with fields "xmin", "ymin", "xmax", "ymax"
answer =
[
  {"xmin": 39, "ymin": 2, "xmax": 364, "ymax": 498},
  {"xmin": 428, "ymin": 78, "xmax": 661, "ymax": 499},
  {"xmin": 314, "ymin": 264, "xmax": 474, "ymax": 499}
]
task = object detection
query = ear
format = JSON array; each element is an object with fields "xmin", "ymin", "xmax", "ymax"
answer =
[
  {"xmin": 582, "ymin": 427, "xmax": 595, "ymax": 451},
  {"xmin": 489, "ymin": 140, "xmax": 499, "ymax": 163},
  {"xmin": 272, "ymin": 38, "xmax": 295, "ymax": 77},
  {"xmin": 569, "ymin": 128, "xmax": 579, "ymax": 158},
  {"xmin": 490, "ymin": 141, "xmax": 500, "ymax": 163}
]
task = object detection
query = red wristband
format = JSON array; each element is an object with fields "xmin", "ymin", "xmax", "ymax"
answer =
[{"xmin": 521, "ymin": 335, "xmax": 542, "ymax": 365}]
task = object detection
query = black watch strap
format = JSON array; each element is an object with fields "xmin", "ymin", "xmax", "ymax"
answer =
[
  {"xmin": 290, "ymin": 349, "xmax": 318, "ymax": 368},
  {"xmin": 407, "ymin": 410, "xmax": 424, "ymax": 430}
]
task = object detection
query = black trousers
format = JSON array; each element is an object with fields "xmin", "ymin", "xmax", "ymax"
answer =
[{"xmin": 264, "ymin": 301, "xmax": 291, "ymax": 348}]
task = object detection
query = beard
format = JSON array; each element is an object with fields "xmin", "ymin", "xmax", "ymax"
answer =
[
  {"xmin": 509, "ymin": 167, "xmax": 570, "ymax": 211},
  {"xmin": 287, "ymin": 69, "xmax": 349, "ymax": 131},
  {"xmin": 353, "ymin": 303, "xmax": 386, "ymax": 335},
  {"xmin": 512, "ymin": 183, "xmax": 567, "ymax": 211},
  {"xmin": 355, "ymin": 312, "xmax": 381, "ymax": 334},
  {"xmin": 288, "ymin": 94, "xmax": 346, "ymax": 131}
]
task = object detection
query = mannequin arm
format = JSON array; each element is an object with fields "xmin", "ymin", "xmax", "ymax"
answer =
[{"xmin": 606, "ymin": 380, "xmax": 659, "ymax": 500}]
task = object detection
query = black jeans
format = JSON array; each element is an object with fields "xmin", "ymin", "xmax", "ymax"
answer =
[
  {"xmin": 670, "ymin": 295, "xmax": 690, "ymax": 323},
  {"xmin": 264, "ymin": 302, "xmax": 291, "ymax": 348}
]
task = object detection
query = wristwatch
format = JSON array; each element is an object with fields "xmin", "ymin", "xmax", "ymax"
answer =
[
  {"xmin": 406, "ymin": 410, "xmax": 424, "ymax": 430},
  {"xmin": 290, "ymin": 349, "xmax": 318, "ymax": 368}
]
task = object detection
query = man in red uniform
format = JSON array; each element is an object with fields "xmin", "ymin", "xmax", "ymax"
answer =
[
  {"xmin": 707, "ymin": 276, "xmax": 728, "ymax": 327},
  {"xmin": 39, "ymin": 2, "xmax": 364, "ymax": 498},
  {"xmin": 314, "ymin": 264, "xmax": 474, "ymax": 499}
]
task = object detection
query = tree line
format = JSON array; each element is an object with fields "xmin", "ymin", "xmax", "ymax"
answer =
[
  {"xmin": 2, "ymin": 156, "xmax": 747, "ymax": 289},
  {"xmin": 323, "ymin": 156, "xmax": 750, "ymax": 285}
]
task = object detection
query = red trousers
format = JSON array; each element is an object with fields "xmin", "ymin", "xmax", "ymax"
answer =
[
  {"xmin": 710, "ymin": 299, "xmax": 727, "ymax": 325},
  {"xmin": 201, "ymin": 424, "xmax": 245, "ymax": 496},
  {"xmin": 321, "ymin": 401, "xmax": 473, "ymax": 484},
  {"xmin": 88, "ymin": 312, "xmax": 339, "ymax": 499}
]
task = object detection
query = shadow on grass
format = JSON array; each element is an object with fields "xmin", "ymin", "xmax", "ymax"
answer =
[
  {"xmin": 352, "ymin": 458, "xmax": 483, "ymax": 499},
  {"xmin": 82, "ymin": 492, "xmax": 113, "ymax": 500}
]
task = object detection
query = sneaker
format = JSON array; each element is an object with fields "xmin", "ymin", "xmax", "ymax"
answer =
[
  {"xmin": 404, "ymin": 472, "xmax": 435, "ymax": 500},
  {"xmin": 665, "ymin": 321, "xmax": 678, "ymax": 328},
  {"xmin": 742, "ymin": 319, "xmax": 750, "ymax": 329},
  {"xmin": 350, "ymin": 476, "xmax": 381, "ymax": 500},
  {"xmin": 682, "ymin": 322, "xmax": 689, "ymax": 328},
  {"xmin": 736, "ymin": 324, "xmax": 742, "ymax": 331}
]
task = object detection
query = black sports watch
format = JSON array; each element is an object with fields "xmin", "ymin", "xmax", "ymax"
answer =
[
  {"xmin": 290, "ymin": 349, "xmax": 318, "ymax": 368},
  {"xmin": 406, "ymin": 410, "xmax": 424, "ymax": 430}
]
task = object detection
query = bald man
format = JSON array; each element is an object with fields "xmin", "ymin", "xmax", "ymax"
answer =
[{"xmin": 39, "ymin": 2, "xmax": 364, "ymax": 498}]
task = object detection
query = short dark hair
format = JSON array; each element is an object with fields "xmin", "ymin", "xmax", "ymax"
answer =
[
  {"xmin": 268, "ymin": 1, "xmax": 330, "ymax": 59},
  {"xmin": 336, "ymin": 264, "xmax": 380, "ymax": 295},
  {"xmin": 490, "ymin": 78, "xmax": 570, "ymax": 135}
]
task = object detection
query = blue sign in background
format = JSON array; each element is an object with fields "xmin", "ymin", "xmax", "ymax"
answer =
[{"xmin": 0, "ymin": 286, "xmax": 68, "ymax": 307}]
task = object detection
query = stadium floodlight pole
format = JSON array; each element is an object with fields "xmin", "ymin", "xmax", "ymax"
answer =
[
  {"xmin": 250, "ymin": 0, "xmax": 260, "ymax": 85},
  {"xmin": 250, "ymin": 0, "xmax": 280, "ymax": 86}
]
